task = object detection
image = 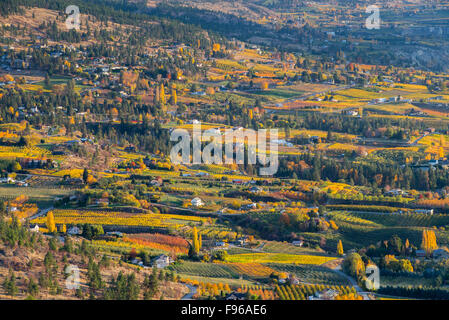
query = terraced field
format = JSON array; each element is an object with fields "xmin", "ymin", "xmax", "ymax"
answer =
[
  {"xmin": 262, "ymin": 241, "xmax": 329, "ymax": 256},
  {"xmin": 350, "ymin": 212, "xmax": 449, "ymax": 228},
  {"xmin": 266, "ymin": 263, "xmax": 350, "ymax": 286},
  {"xmin": 326, "ymin": 211, "xmax": 382, "ymax": 227},
  {"xmin": 169, "ymin": 261, "xmax": 239, "ymax": 278},
  {"xmin": 225, "ymin": 252, "xmax": 337, "ymax": 265},
  {"xmin": 31, "ymin": 209, "xmax": 209, "ymax": 229}
]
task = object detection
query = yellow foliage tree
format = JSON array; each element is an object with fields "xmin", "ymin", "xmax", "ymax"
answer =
[
  {"xmin": 337, "ymin": 240, "xmax": 344, "ymax": 256},
  {"xmin": 160, "ymin": 84, "xmax": 166, "ymax": 105},
  {"xmin": 421, "ymin": 229, "xmax": 438, "ymax": 255},
  {"xmin": 171, "ymin": 88, "xmax": 177, "ymax": 104},
  {"xmin": 212, "ymin": 43, "xmax": 221, "ymax": 52},
  {"xmin": 46, "ymin": 211, "xmax": 56, "ymax": 233},
  {"xmin": 439, "ymin": 147, "xmax": 445, "ymax": 159},
  {"xmin": 192, "ymin": 226, "xmax": 200, "ymax": 254}
]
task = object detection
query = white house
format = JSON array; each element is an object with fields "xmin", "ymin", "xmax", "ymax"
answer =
[
  {"xmin": 67, "ymin": 226, "xmax": 81, "ymax": 235},
  {"xmin": 150, "ymin": 179, "xmax": 162, "ymax": 187},
  {"xmin": 191, "ymin": 197, "xmax": 204, "ymax": 207},
  {"xmin": 195, "ymin": 172, "xmax": 210, "ymax": 177},
  {"xmin": 0, "ymin": 177, "xmax": 15, "ymax": 183},
  {"xmin": 292, "ymin": 240, "xmax": 304, "ymax": 247},
  {"xmin": 153, "ymin": 254, "xmax": 174, "ymax": 268},
  {"xmin": 385, "ymin": 189, "xmax": 404, "ymax": 196},
  {"xmin": 416, "ymin": 209, "xmax": 434, "ymax": 215},
  {"xmin": 215, "ymin": 241, "xmax": 228, "ymax": 247},
  {"xmin": 96, "ymin": 198, "xmax": 109, "ymax": 206},
  {"xmin": 30, "ymin": 225, "xmax": 40, "ymax": 232}
]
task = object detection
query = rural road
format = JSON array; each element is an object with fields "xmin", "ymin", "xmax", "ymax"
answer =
[
  {"xmin": 265, "ymin": 84, "xmax": 354, "ymax": 109},
  {"xmin": 29, "ymin": 206, "xmax": 53, "ymax": 221},
  {"xmin": 181, "ymin": 284, "xmax": 198, "ymax": 300},
  {"xmin": 409, "ymin": 132, "xmax": 432, "ymax": 146},
  {"xmin": 330, "ymin": 265, "xmax": 370, "ymax": 300}
]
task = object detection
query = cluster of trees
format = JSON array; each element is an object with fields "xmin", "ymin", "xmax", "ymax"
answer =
[
  {"xmin": 39, "ymin": 249, "xmax": 63, "ymax": 295},
  {"xmin": 229, "ymin": 211, "xmax": 332, "ymax": 242},
  {"xmin": 378, "ymin": 286, "xmax": 449, "ymax": 300},
  {"xmin": 0, "ymin": 0, "xmax": 23, "ymax": 16},
  {"xmin": 277, "ymin": 150, "xmax": 449, "ymax": 191},
  {"xmin": 342, "ymin": 252, "xmax": 366, "ymax": 280},
  {"xmin": 365, "ymin": 235, "xmax": 415, "ymax": 258},
  {"xmin": 3, "ymin": 270, "xmax": 18, "ymax": 297},
  {"xmin": 294, "ymin": 112, "xmax": 441, "ymax": 138},
  {"xmin": 380, "ymin": 255, "xmax": 414, "ymax": 273},
  {"xmin": 0, "ymin": 212, "xmax": 168, "ymax": 300},
  {"xmin": 0, "ymin": 216, "xmax": 38, "ymax": 247},
  {"xmin": 104, "ymin": 272, "xmax": 140, "ymax": 300}
]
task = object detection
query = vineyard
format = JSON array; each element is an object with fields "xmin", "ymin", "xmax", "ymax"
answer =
[
  {"xmin": 0, "ymin": 145, "xmax": 51, "ymax": 159},
  {"xmin": 226, "ymin": 263, "xmax": 275, "ymax": 277},
  {"xmin": 326, "ymin": 211, "xmax": 382, "ymax": 228},
  {"xmin": 338, "ymin": 226, "xmax": 449, "ymax": 249},
  {"xmin": 172, "ymin": 261, "xmax": 275, "ymax": 279},
  {"xmin": 350, "ymin": 212, "xmax": 449, "ymax": 228},
  {"xmin": 91, "ymin": 239, "xmax": 166, "ymax": 255},
  {"xmin": 123, "ymin": 233, "xmax": 190, "ymax": 254},
  {"xmin": 276, "ymin": 284, "xmax": 358, "ymax": 300},
  {"xmin": 195, "ymin": 227, "xmax": 238, "ymax": 241},
  {"xmin": 262, "ymin": 241, "xmax": 329, "ymax": 256},
  {"xmin": 225, "ymin": 253, "xmax": 337, "ymax": 265},
  {"xmin": 31, "ymin": 209, "xmax": 210, "ymax": 229},
  {"xmin": 170, "ymin": 261, "xmax": 240, "ymax": 279},
  {"xmin": 0, "ymin": 186, "xmax": 72, "ymax": 204},
  {"xmin": 325, "ymin": 204, "xmax": 404, "ymax": 213},
  {"xmin": 266, "ymin": 263, "xmax": 350, "ymax": 286}
]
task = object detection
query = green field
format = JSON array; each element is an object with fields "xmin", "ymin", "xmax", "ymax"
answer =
[{"xmin": 0, "ymin": 185, "xmax": 73, "ymax": 207}]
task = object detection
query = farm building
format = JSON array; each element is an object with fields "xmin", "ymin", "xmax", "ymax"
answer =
[
  {"xmin": 292, "ymin": 240, "xmax": 304, "ymax": 247},
  {"xmin": 415, "ymin": 209, "xmax": 434, "ymax": 215},
  {"xmin": 153, "ymin": 254, "xmax": 174, "ymax": 269},
  {"xmin": 191, "ymin": 197, "xmax": 205, "ymax": 207},
  {"xmin": 225, "ymin": 292, "xmax": 246, "ymax": 300},
  {"xmin": 416, "ymin": 250, "xmax": 427, "ymax": 257}
]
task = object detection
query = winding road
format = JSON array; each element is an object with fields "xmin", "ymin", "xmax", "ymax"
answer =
[
  {"xmin": 181, "ymin": 284, "xmax": 198, "ymax": 300},
  {"xmin": 28, "ymin": 206, "xmax": 53, "ymax": 222},
  {"xmin": 330, "ymin": 265, "xmax": 370, "ymax": 300}
]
